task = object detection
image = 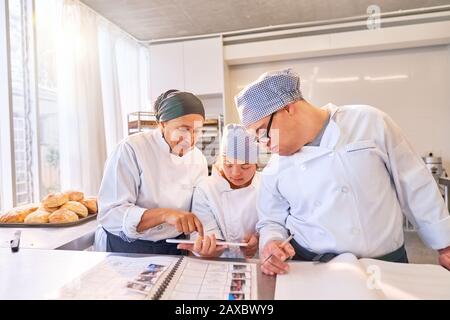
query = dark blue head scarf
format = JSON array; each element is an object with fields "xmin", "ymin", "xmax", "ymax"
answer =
[{"xmin": 154, "ymin": 90, "xmax": 205, "ymax": 122}]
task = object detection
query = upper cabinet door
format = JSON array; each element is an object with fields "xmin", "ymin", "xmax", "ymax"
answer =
[
  {"xmin": 149, "ymin": 42, "xmax": 184, "ymax": 104},
  {"xmin": 183, "ymin": 37, "xmax": 223, "ymax": 96}
]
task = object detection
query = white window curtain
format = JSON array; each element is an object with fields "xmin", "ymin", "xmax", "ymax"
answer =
[
  {"xmin": 55, "ymin": 0, "xmax": 151, "ymax": 195},
  {"xmin": 97, "ymin": 22, "xmax": 124, "ymax": 155},
  {"xmin": 55, "ymin": 0, "xmax": 106, "ymax": 196},
  {"xmin": 98, "ymin": 21, "xmax": 151, "ymax": 154}
]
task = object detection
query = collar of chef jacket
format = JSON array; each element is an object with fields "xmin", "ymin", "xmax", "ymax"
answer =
[
  {"xmin": 210, "ymin": 165, "xmax": 259, "ymax": 194},
  {"xmin": 263, "ymin": 103, "xmax": 342, "ymax": 175},
  {"xmin": 154, "ymin": 129, "xmax": 171, "ymax": 152},
  {"xmin": 291, "ymin": 103, "xmax": 341, "ymax": 164}
]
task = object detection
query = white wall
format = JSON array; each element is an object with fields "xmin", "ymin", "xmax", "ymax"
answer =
[
  {"xmin": 201, "ymin": 94, "xmax": 224, "ymax": 118},
  {"xmin": 228, "ymin": 45, "xmax": 450, "ymax": 170}
]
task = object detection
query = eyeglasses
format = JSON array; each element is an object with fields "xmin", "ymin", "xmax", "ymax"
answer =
[{"xmin": 256, "ymin": 112, "xmax": 275, "ymax": 144}]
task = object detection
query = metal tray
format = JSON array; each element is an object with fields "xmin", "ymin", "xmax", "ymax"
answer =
[{"xmin": 0, "ymin": 213, "xmax": 97, "ymax": 228}]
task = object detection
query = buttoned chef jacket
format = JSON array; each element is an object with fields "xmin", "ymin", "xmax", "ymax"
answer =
[
  {"xmin": 257, "ymin": 103, "xmax": 450, "ymax": 258},
  {"xmin": 95, "ymin": 129, "xmax": 208, "ymax": 250},
  {"xmin": 191, "ymin": 168, "xmax": 260, "ymax": 258}
]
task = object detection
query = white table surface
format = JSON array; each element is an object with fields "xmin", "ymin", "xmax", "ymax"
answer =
[
  {"xmin": 0, "ymin": 248, "xmax": 276, "ymax": 300},
  {"xmin": 0, "ymin": 248, "xmax": 108, "ymax": 299},
  {"xmin": 0, "ymin": 220, "xmax": 98, "ymax": 250}
]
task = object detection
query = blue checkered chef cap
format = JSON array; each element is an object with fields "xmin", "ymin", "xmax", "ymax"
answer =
[
  {"xmin": 235, "ymin": 68, "xmax": 303, "ymax": 127},
  {"xmin": 221, "ymin": 124, "xmax": 258, "ymax": 164}
]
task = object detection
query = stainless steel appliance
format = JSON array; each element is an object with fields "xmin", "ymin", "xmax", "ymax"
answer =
[
  {"xmin": 423, "ymin": 153, "xmax": 449, "ymax": 205},
  {"xmin": 423, "ymin": 153, "xmax": 446, "ymax": 183},
  {"xmin": 439, "ymin": 177, "xmax": 450, "ymax": 213}
]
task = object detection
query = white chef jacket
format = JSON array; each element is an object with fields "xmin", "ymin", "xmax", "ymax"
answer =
[
  {"xmin": 95, "ymin": 129, "xmax": 208, "ymax": 250},
  {"xmin": 191, "ymin": 167, "xmax": 260, "ymax": 258},
  {"xmin": 257, "ymin": 103, "xmax": 450, "ymax": 258}
]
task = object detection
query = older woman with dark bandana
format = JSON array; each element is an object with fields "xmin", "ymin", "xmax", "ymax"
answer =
[{"xmin": 95, "ymin": 90, "xmax": 208, "ymax": 254}]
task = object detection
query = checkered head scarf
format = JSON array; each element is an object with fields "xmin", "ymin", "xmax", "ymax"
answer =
[
  {"xmin": 221, "ymin": 124, "xmax": 258, "ymax": 164},
  {"xmin": 235, "ymin": 68, "xmax": 303, "ymax": 127}
]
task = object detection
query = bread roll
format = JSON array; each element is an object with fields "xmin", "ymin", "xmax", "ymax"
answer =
[
  {"xmin": 49, "ymin": 208, "xmax": 79, "ymax": 223},
  {"xmin": 42, "ymin": 192, "xmax": 69, "ymax": 208},
  {"xmin": 64, "ymin": 190, "xmax": 84, "ymax": 202},
  {"xmin": 24, "ymin": 208, "xmax": 51, "ymax": 224},
  {"xmin": 40, "ymin": 204, "xmax": 60, "ymax": 213},
  {"xmin": 61, "ymin": 201, "xmax": 88, "ymax": 218},
  {"xmin": 81, "ymin": 197, "xmax": 98, "ymax": 214},
  {"xmin": 0, "ymin": 204, "xmax": 39, "ymax": 223},
  {"xmin": 0, "ymin": 211, "xmax": 24, "ymax": 223}
]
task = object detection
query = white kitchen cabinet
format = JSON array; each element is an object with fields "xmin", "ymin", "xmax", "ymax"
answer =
[
  {"xmin": 149, "ymin": 41, "xmax": 184, "ymax": 103},
  {"xmin": 184, "ymin": 37, "xmax": 223, "ymax": 95},
  {"xmin": 148, "ymin": 37, "xmax": 223, "ymax": 104}
]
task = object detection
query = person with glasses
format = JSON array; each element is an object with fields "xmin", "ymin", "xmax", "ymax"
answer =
[
  {"xmin": 235, "ymin": 68, "xmax": 450, "ymax": 275},
  {"xmin": 95, "ymin": 90, "xmax": 207, "ymax": 254},
  {"xmin": 177, "ymin": 124, "xmax": 260, "ymax": 259}
]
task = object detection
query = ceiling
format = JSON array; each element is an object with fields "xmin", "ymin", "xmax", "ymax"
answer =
[{"xmin": 80, "ymin": 0, "xmax": 450, "ymax": 41}]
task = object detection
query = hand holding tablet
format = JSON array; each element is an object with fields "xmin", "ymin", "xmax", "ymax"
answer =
[{"xmin": 166, "ymin": 239, "xmax": 248, "ymax": 247}]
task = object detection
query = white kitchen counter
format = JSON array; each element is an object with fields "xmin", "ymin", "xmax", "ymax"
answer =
[
  {"xmin": 0, "ymin": 248, "xmax": 275, "ymax": 300},
  {"xmin": 0, "ymin": 248, "xmax": 108, "ymax": 299},
  {"xmin": 0, "ymin": 219, "xmax": 98, "ymax": 250}
]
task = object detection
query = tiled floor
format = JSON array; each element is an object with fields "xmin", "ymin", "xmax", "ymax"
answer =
[{"xmin": 404, "ymin": 231, "xmax": 439, "ymax": 264}]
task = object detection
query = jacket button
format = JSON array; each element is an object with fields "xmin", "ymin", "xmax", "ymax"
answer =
[
  {"xmin": 314, "ymin": 200, "xmax": 322, "ymax": 207},
  {"xmin": 157, "ymin": 225, "xmax": 163, "ymax": 230},
  {"xmin": 300, "ymin": 165, "xmax": 306, "ymax": 171},
  {"xmin": 341, "ymin": 186, "xmax": 349, "ymax": 193}
]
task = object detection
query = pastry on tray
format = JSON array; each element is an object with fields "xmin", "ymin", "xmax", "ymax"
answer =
[
  {"xmin": 42, "ymin": 192, "xmax": 69, "ymax": 208},
  {"xmin": 40, "ymin": 204, "xmax": 60, "ymax": 213},
  {"xmin": 61, "ymin": 201, "xmax": 88, "ymax": 218},
  {"xmin": 81, "ymin": 197, "xmax": 98, "ymax": 214},
  {"xmin": 64, "ymin": 190, "xmax": 84, "ymax": 202},
  {"xmin": 24, "ymin": 208, "xmax": 52, "ymax": 224},
  {"xmin": 0, "ymin": 203, "xmax": 39, "ymax": 223},
  {"xmin": 49, "ymin": 208, "xmax": 79, "ymax": 223},
  {"xmin": 0, "ymin": 190, "xmax": 97, "ymax": 225}
]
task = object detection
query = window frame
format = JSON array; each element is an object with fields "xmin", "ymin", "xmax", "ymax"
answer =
[
  {"xmin": 0, "ymin": 0, "xmax": 16, "ymax": 210},
  {"xmin": 0, "ymin": 0, "xmax": 41, "ymax": 210}
]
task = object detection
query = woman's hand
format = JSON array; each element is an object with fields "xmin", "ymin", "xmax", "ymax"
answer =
[
  {"xmin": 163, "ymin": 209, "xmax": 204, "ymax": 236},
  {"xmin": 177, "ymin": 234, "xmax": 228, "ymax": 257},
  {"xmin": 137, "ymin": 208, "xmax": 204, "ymax": 236},
  {"xmin": 240, "ymin": 233, "xmax": 259, "ymax": 258}
]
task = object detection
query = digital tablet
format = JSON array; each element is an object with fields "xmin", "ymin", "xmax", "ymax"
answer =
[{"xmin": 166, "ymin": 239, "xmax": 248, "ymax": 247}]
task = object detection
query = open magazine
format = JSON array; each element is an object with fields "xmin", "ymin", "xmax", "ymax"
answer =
[
  {"xmin": 148, "ymin": 256, "xmax": 258, "ymax": 300},
  {"xmin": 57, "ymin": 255, "xmax": 257, "ymax": 300},
  {"xmin": 57, "ymin": 255, "xmax": 177, "ymax": 299},
  {"xmin": 275, "ymin": 253, "xmax": 450, "ymax": 300}
]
